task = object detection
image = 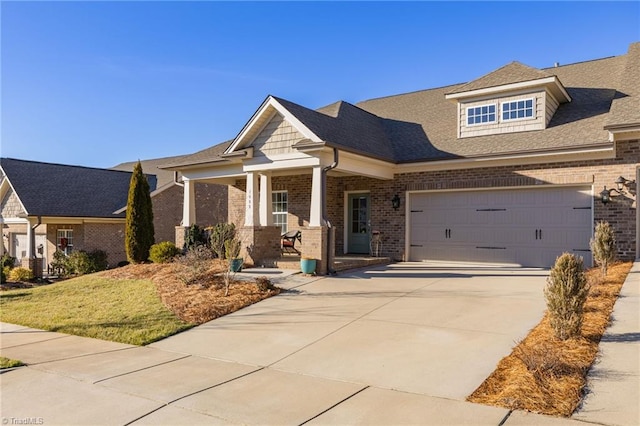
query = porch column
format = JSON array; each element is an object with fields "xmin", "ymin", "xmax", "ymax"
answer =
[
  {"xmin": 245, "ymin": 172, "xmax": 259, "ymax": 226},
  {"xmin": 182, "ymin": 178, "xmax": 196, "ymax": 227},
  {"xmin": 259, "ymin": 172, "xmax": 274, "ymax": 226},
  {"xmin": 309, "ymin": 166, "xmax": 324, "ymax": 227},
  {"xmin": 26, "ymin": 219, "xmax": 34, "ymax": 259}
]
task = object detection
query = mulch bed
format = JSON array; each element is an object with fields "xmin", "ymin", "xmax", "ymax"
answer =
[
  {"xmin": 99, "ymin": 260, "xmax": 280, "ymax": 324},
  {"xmin": 467, "ymin": 261, "xmax": 632, "ymax": 417}
]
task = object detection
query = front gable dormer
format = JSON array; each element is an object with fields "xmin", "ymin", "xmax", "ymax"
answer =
[{"xmin": 445, "ymin": 62, "xmax": 571, "ymax": 138}]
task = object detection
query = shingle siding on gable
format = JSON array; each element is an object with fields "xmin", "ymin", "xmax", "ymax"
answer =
[
  {"xmin": 1, "ymin": 190, "xmax": 25, "ymax": 217},
  {"xmin": 459, "ymin": 90, "xmax": 546, "ymax": 138},
  {"xmin": 252, "ymin": 114, "xmax": 304, "ymax": 157}
]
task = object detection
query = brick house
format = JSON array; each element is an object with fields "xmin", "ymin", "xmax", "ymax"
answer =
[
  {"xmin": 1, "ymin": 157, "xmax": 227, "ymax": 275},
  {"xmin": 163, "ymin": 42, "xmax": 640, "ymax": 274}
]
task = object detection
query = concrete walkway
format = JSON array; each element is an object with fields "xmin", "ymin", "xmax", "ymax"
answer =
[{"xmin": 0, "ymin": 262, "xmax": 637, "ymax": 425}]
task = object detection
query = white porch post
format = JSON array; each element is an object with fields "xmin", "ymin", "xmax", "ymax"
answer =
[
  {"xmin": 245, "ymin": 172, "xmax": 259, "ymax": 226},
  {"xmin": 309, "ymin": 166, "xmax": 324, "ymax": 227},
  {"xmin": 259, "ymin": 172, "xmax": 274, "ymax": 226},
  {"xmin": 182, "ymin": 179, "xmax": 196, "ymax": 227},
  {"xmin": 26, "ymin": 218, "xmax": 34, "ymax": 258}
]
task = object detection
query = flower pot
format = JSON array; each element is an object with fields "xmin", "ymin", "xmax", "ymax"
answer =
[
  {"xmin": 229, "ymin": 258, "xmax": 243, "ymax": 272},
  {"xmin": 300, "ymin": 258, "xmax": 316, "ymax": 274}
]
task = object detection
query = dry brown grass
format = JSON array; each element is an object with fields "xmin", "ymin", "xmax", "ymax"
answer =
[
  {"xmin": 99, "ymin": 260, "xmax": 280, "ymax": 324},
  {"xmin": 467, "ymin": 261, "xmax": 632, "ymax": 417}
]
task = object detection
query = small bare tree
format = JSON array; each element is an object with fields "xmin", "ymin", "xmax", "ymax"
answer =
[{"xmin": 590, "ymin": 221, "xmax": 616, "ymax": 277}]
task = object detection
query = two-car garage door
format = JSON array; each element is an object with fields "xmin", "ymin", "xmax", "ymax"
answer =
[{"xmin": 409, "ymin": 186, "xmax": 593, "ymax": 268}]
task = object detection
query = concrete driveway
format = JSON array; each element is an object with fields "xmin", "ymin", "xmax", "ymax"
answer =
[{"xmin": 2, "ymin": 262, "xmax": 560, "ymax": 425}]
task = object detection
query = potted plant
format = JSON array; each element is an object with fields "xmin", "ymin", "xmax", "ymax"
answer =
[
  {"xmin": 300, "ymin": 256, "xmax": 316, "ymax": 274},
  {"xmin": 225, "ymin": 238, "xmax": 243, "ymax": 272}
]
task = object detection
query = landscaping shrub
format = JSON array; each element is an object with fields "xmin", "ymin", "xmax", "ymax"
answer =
[
  {"xmin": 69, "ymin": 250, "xmax": 109, "ymax": 275},
  {"xmin": 1, "ymin": 253, "xmax": 16, "ymax": 270},
  {"xmin": 544, "ymin": 253, "xmax": 589, "ymax": 340},
  {"xmin": 8, "ymin": 267, "xmax": 34, "ymax": 282},
  {"xmin": 125, "ymin": 161, "xmax": 155, "ymax": 263},
  {"xmin": 590, "ymin": 221, "xmax": 616, "ymax": 277},
  {"xmin": 1, "ymin": 268, "xmax": 6, "ymax": 284},
  {"xmin": 149, "ymin": 241, "xmax": 181, "ymax": 263},
  {"xmin": 210, "ymin": 223, "xmax": 236, "ymax": 259},
  {"xmin": 255, "ymin": 276, "xmax": 276, "ymax": 292},
  {"xmin": 184, "ymin": 224, "xmax": 208, "ymax": 250},
  {"xmin": 176, "ymin": 245, "xmax": 213, "ymax": 286},
  {"xmin": 49, "ymin": 250, "xmax": 74, "ymax": 277}
]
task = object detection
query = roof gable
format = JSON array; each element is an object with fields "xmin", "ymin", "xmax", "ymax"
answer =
[
  {"xmin": 449, "ymin": 61, "xmax": 553, "ymax": 94},
  {"xmin": 0, "ymin": 158, "xmax": 157, "ymax": 218}
]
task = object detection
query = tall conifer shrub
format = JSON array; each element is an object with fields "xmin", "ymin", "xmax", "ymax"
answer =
[{"xmin": 125, "ymin": 161, "xmax": 155, "ymax": 263}]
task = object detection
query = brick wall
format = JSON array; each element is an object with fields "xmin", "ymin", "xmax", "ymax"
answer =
[
  {"xmin": 154, "ymin": 183, "xmax": 228, "ymax": 243},
  {"xmin": 82, "ymin": 223, "xmax": 127, "ymax": 266},
  {"xmin": 224, "ymin": 139, "xmax": 638, "ymax": 263}
]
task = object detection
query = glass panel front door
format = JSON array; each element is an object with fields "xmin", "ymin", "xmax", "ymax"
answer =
[{"xmin": 348, "ymin": 193, "xmax": 370, "ymax": 254}]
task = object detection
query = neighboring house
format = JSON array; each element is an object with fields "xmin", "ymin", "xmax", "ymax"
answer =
[
  {"xmin": 111, "ymin": 156, "xmax": 228, "ymax": 244},
  {"xmin": 0, "ymin": 158, "xmax": 155, "ymax": 274},
  {"xmin": 0, "ymin": 156, "xmax": 228, "ymax": 276},
  {"xmin": 163, "ymin": 42, "xmax": 640, "ymax": 274}
]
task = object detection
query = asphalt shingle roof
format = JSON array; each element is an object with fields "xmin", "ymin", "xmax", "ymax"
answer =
[
  {"xmin": 1, "ymin": 158, "xmax": 157, "ymax": 218},
  {"xmin": 160, "ymin": 42, "xmax": 639, "ymax": 167}
]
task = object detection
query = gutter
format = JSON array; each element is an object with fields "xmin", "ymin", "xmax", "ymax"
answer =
[{"xmin": 322, "ymin": 148, "xmax": 339, "ymax": 275}]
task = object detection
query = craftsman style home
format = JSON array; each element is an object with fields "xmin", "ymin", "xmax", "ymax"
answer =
[
  {"xmin": 163, "ymin": 43, "xmax": 639, "ymax": 274},
  {"xmin": 0, "ymin": 157, "xmax": 226, "ymax": 275}
]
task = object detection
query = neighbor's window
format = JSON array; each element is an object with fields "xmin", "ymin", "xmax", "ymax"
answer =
[
  {"xmin": 57, "ymin": 229, "xmax": 73, "ymax": 255},
  {"xmin": 502, "ymin": 98, "xmax": 534, "ymax": 121},
  {"xmin": 272, "ymin": 191, "xmax": 288, "ymax": 234},
  {"xmin": 467, "ymin": 104, "xmax": 496, "ymax": 125}
]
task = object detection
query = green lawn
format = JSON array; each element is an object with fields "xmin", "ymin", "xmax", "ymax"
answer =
[{"xmin": 0, "ymin": 276, "xmax": 193, "ymax": 345}]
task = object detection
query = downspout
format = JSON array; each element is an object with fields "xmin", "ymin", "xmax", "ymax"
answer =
[{"xmin": 322, "ymin": 148, "xmax": 339, "ymax": 275}]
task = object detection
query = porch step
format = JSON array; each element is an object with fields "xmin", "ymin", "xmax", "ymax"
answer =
[{"xmin": 275, "ymin": 255, "xmax": 391, "ymax": 273}]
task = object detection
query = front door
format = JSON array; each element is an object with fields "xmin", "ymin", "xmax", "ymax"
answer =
[{"xmin": 348, "ymin": 193, "xmax": 370, "ymax": 254}]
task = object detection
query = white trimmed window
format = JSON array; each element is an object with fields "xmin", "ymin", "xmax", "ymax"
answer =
[
  {"xmin": 272, "ymin": 191, "xmax": 288, "ymax": 234},
  {"xmin": 466, "ymin": 104, "xmax": 496, "ymax": 125},
  {"xmin": 502, "ymin": 98, "xmax": 534, "ymax": 121},
  {"xmin": 57, "ymin": 229, "xmax": 74, "ymax": 255}
]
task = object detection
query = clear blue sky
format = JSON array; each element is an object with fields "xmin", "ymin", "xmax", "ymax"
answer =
[{"xmin": 2, "ymin": 1, "xmax": 639, "ymax": 169}]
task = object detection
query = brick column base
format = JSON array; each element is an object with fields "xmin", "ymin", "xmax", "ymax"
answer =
[
  {"xmin": 238, "ymin": 226, "xmax": 281, "ymax": 267},
  {"xmin": 301, "ymin": 226, "xmax": 335, "ymax": 275},
  {"xmin": 22, "ymin": 258, "xmax": 43, "ymax": 279}
]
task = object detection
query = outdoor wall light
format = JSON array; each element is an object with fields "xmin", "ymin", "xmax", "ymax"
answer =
[
  {"xmin": 600, "ymin": 186, "xmax": 621, "ymax": 205},
  {"xmin": 392, "ymin": 194, "xmax": 401, "ymax": 210},
  {"xmin": 615, "ymin": 176, "xmax": 635, "ymax": 191}
]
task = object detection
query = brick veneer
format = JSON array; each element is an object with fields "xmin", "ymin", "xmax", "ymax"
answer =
[
  {"xmin": 225, "ymin": 139, "xmax": 639, "ymax": 264},
  {"xmin": 237, "ymin": 225, "xmax": 281, "ymax": 267}
]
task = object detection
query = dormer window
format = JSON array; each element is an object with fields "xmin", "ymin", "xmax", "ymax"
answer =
[
  {"xmin": 502, "ymin": 98, "xmax": 534, "ymax": 121},
  {"xmin": 467, "ymin": 104, "xmax": 496, "ymax": 125}
]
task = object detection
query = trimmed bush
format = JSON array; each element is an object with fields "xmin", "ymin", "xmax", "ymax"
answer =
[
  {"xmin": 8, "ymin": 267, "xmax": 34, "ymax": 282},
  {"xmin": 544, "ymin": 253, "xmax": 589, "ymax": 340},
  {"xmin": 590, "ymin": 221, "xmax": 616, "ymax": 277},
  {"xmin": 184, "ymin": 224, "xmax": 209, "ymax": 250},
  {"xmin": 149, "ymin": 241, "xmax": 180, "ymax": 263},
  {"xmin": 1, "ymin": 267, "xmax": 6, "ymax": 284},
  {"xmin": 49, "ymin": 250, "xmax": 74, "ymax": 277},
  {"xmin": 1, "ymin": 253, "xmax": 16, "ymax": 270},
  {"xmin": 68, "ymin": 250, "xmax": 109, "ymax": 275},
  {"xmin": 210, "ymin": 223, "xmax": 236, "ymax": 259}
]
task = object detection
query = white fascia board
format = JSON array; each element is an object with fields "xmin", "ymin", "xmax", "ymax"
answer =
[
  {"xmin": 181, "ymin": 163, "xmax": 246, "ymax": 181},
  {"xmin": 445, "ymin": 77, "xmax": 571, "ymax": 103},
  {"xmin": 243, "ymin": 156, "xmax": 321, "ymax": 172},
  {"xmin": 36, "ymin": 217, "xmax": 124, "ymax": 225},
  {"xmin": 607, "ymin": 127, "xmax": 640, "ymax": 142},
  {"xmin": 1, "ymin": 217, "xmax": 29, "ymax": 224},
  {"xmin": 225, "ymin": 96, "xmax": 322, "ymax": 155},
  {"xmin": 0, "ymin": 176, "xmax": 29, "ymax": 216},
  {"xmin": 337, "ymin": 152, "xmax": 395, "ymax": 180},
  {"xmin": 394, "ymin": 145, "xmax": 615, "ymax": 174}
]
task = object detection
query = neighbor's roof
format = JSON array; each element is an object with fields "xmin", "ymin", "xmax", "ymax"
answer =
[
  {"xmin": 166, "ymin": 42, "xmax": 639, "ymax": 167},
  {"xmin": 0, "ymin": 158, "xmax": 157, "ymax": 218},
  {"xmin": 112, "ymin": 155, "xmax": 183, "ymax": 187}
]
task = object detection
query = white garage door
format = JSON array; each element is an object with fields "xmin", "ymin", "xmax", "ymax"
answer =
[{"xmin": 409, "ymin": 186, "xmax": 593, "ymax": 268}]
